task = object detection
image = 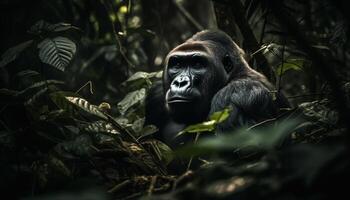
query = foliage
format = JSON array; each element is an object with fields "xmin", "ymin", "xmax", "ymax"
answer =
[{"xmin": 0, "ymin": 0, "xmax": 349, "ymax": 199}]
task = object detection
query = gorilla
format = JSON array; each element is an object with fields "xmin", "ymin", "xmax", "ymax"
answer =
[{"xmin": 145, "ymin": 30, "xmax": 289, "ymax": 148}]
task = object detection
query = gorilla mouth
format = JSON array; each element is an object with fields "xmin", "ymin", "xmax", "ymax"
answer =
[{"xmin": 167, "ymin": 96, "xmax": 195, "ymax": 104}]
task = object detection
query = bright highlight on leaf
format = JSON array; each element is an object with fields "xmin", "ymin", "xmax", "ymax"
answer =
[
  {"xmin": 176, "ymin": 107, "xmax": 232, "ymax": 137},
  {"xmin": 119, "ymin": 5, "xmax": 128, "ymax": 14}
]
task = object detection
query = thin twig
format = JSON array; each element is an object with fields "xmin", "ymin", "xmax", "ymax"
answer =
[
  {"xmin": 186, "ymin": 132, "xmax": 200, "ymax": 171},
  {"xmin": 101, "ymin": 0, "xmax": 134, "ymax": 68},
  {"xmin": 247, "ymin": 118, "xmax": 277, "ymax": 130},
  {"xmin": 108, "ymin": 180, "xmax": 132, "ymax": 193},
  {"xmin": 172, "ymin": 170, "xmax": 194, "ymax": 191},
  {"xmin": 75, "ymin": 81, "xmax": 93, "ymax": 94},
  {"xmin": 287, "ymin": 93, "xmax": 327, "ymax": 99},
  {"xmin": 147, "ymin": 176, "xmax": 157, "ymax": 196}
]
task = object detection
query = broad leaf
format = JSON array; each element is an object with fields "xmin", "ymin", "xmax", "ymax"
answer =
[
  {"xmin": 275, "ymin": 59, "xmax": 305, "ymax": 76},
  {"xmin": 176, "ymin": 108, "xmax": 231, "ymax": 137},
  {"xmin": 0, "ymin": 40, "xmax": 33, "ymax": 67},
  {"xmin": 38, "ymin": 37, "xmax": 76, "ymax": 71},
  {"xmin": 117, "ymin": 88, "xmax": 146, "ymax": 115}
]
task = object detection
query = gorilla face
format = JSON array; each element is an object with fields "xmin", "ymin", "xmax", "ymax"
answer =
[{"xmin": 163, "ymin": 42, "xmax": 229, "ymax": 123}]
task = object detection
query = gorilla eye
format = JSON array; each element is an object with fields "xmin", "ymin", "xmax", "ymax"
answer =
[
  {"xmin": 168, "ymin": 57, "xmax": 181, "ymax": 69},
  {"xmin": 193, "ymin": 62, "xmax": 202, "ymax": 69},
  {"xmin": 192, "ymin": 56, "xmax": 206, "ymax": 69}
]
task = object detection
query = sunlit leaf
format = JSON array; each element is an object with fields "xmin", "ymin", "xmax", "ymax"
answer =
[
  {"xmin": 65, "ymin": 96, "xmax": 108, "ymax": 120},
  {"xmin": 176, "ymin": 108, "xmax": 231, "ymax": 137},
  {"xmin": 275, "ymin": 59, "xmax": 305, "ymax": 76},
  {"xmin": 209, "ymin": 107, "xmax": 231, "ymax": 123}
]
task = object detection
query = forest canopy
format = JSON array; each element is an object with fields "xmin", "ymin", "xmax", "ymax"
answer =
[{"xmin": 0, "ymin": 0, "xmax": 349, "ymax": 200}]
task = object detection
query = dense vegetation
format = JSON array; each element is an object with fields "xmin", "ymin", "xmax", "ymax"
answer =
[{"xmin": 0, "ymin": 0, "xmax": 349, "ymax": 199}]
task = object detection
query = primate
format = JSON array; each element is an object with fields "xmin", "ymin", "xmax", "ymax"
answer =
[{"xmin": 145, "ymin": 30, "xmax": 289, "ymax": 148}]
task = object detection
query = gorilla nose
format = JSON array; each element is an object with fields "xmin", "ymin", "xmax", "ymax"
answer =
[{"xmin": 171, "ymin": 75, "xmax": 190, "ymax": 92}]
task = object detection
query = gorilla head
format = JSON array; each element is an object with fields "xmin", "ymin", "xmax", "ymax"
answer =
[{"xmin": 163, "ymin": 30, "xmax": 245, "ymax": 124}]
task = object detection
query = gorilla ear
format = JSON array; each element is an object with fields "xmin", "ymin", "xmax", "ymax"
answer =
[{"xmin": 222, "ymin": 54, "xmax": 233, "ymax": 73}]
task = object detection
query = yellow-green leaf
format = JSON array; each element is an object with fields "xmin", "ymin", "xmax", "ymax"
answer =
[{"xmin": 275, "ymin": 59, "xmax": 305, "ymax": 76}]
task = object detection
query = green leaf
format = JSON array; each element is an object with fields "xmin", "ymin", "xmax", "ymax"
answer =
[
  {"xmin": 209, "ymin": 107, "xmax": 231, "ymax": 123},
  {"xmin": 0, "ymin": 40, "xmax": 33, "ymax": 67},
  {"xmin": 117, "ymin": 88, "xmax": 146, "ymax": 115},
  {"xmin": 177, "ymin": 120, "xmax": 217, "ymax": 137},
  {"xmin": 50, "ymin": 91, "xmax": 79, "ymax": 116},
  {"xmin": 275, "ymin": 59, "xmax": 305, "ymax": 76},
  {"xmin": 122, "ymin": 71, "xmax": 162, "ymax": 90},
  {"xmin": 38, "ymin": 37, "xmax": 76, "ymax": 71},
  {"xmin": 176, "ymin": 108, "xmax": 231, "ymax": 137}
]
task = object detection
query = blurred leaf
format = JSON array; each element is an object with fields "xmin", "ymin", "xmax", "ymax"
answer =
[
  {"xmin": 38, "ymin": 37, "xmax": 77, "ymax": 71},
  {"xmin": 65, "ymin": 96, "xmax": 108, "ymax": 120},
  {"xmin": 126, "ymin": 27, "xmax": 156, "ymax": 38},
  {"xmin": 275, "ymin": 58, "xmax": 305, "ymax": 76},
  {"xmin": 117, "ymin": 88, "xmax": 146, "ymax": 115},
  {"xmin": 0, "ymin": 40, "xmax": 33, "ymax": 67},
  {"xmin": 176, "ymin": 120, "xmax": 299, "ymax": 157}
]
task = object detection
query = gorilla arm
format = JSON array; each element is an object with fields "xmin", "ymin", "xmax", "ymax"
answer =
[{"xmin": 209, "ymin": 78, "xmax": 278, "ymax": 132}]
